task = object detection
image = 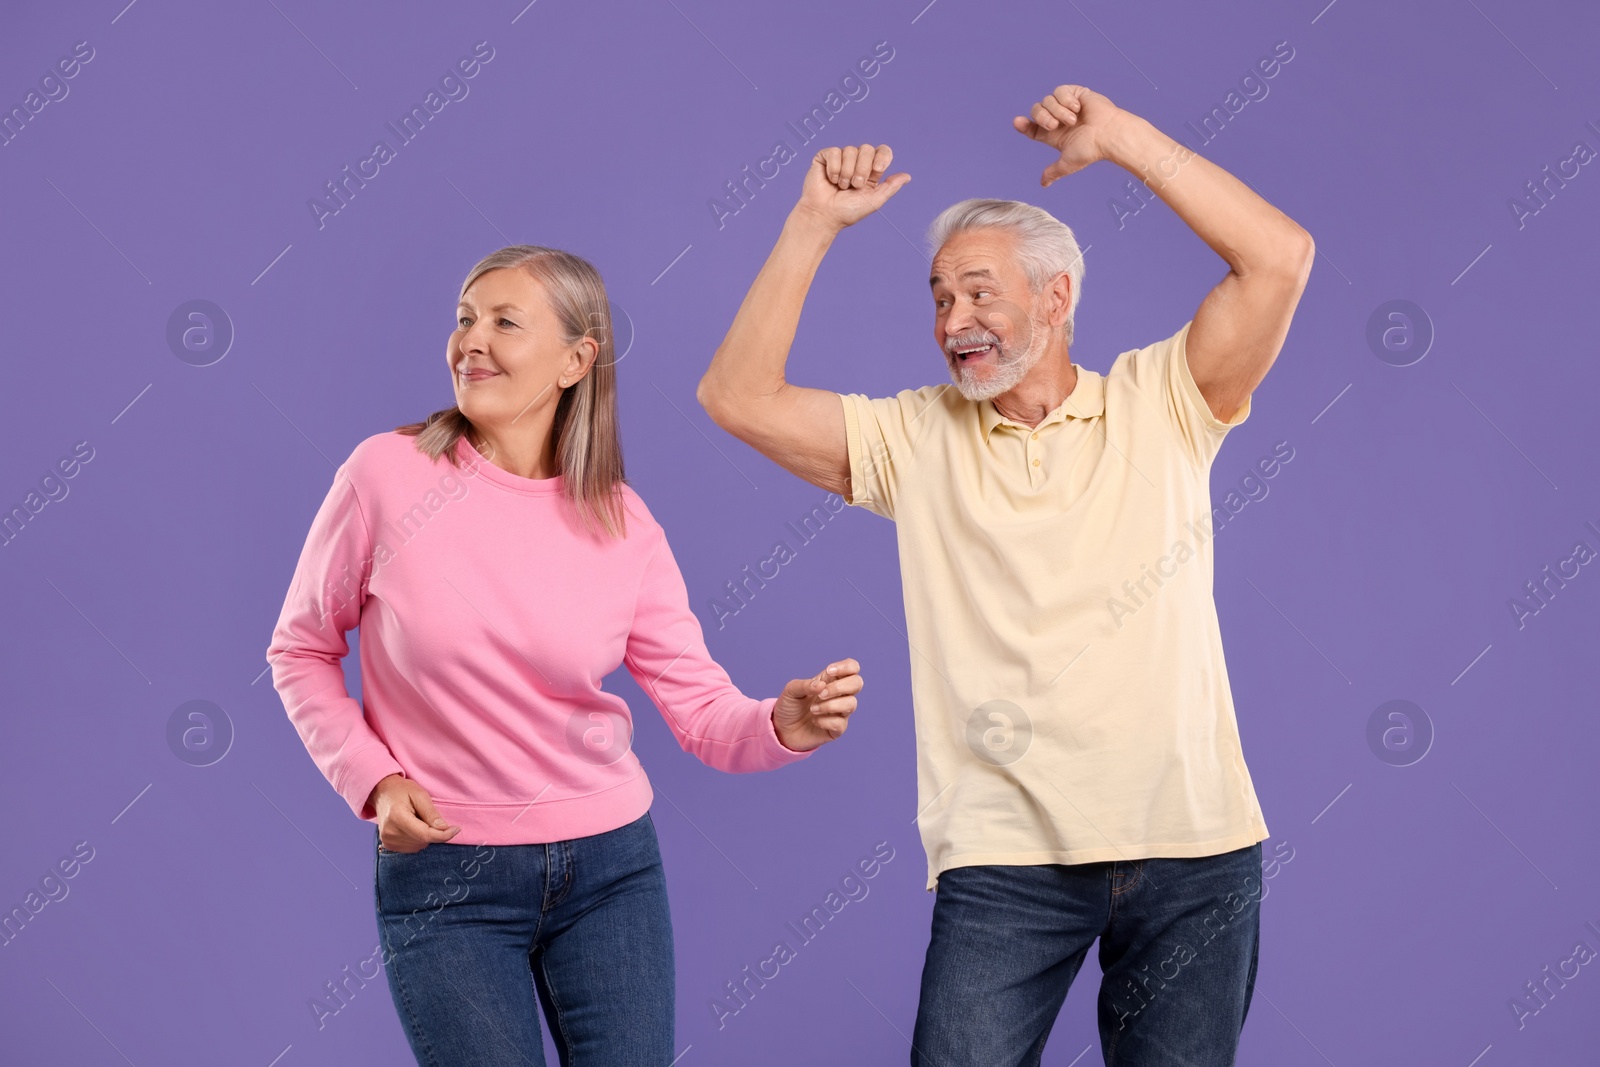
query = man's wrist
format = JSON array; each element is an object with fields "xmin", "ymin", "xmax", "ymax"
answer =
[
  {"xmin": 1104, "ymin": 111, "xmax": 1196, "ymax": 194},
  {"xmin": 1101, "ymin": 110, "xmax": 1161, "ymax": 171},
  {"xmin": 785, "ymin": 205, "xmax": 843, "ymax": 245}
]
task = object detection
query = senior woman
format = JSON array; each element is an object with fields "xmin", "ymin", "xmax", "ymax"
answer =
[{"xmin": 266, "ymin": 244, "xmax": 863, "ymax": 1065}]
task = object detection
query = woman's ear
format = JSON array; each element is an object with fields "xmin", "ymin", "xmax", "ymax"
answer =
[{"xmin": 563, "ymin": 335, "xmax": 600, "ymax": 386}]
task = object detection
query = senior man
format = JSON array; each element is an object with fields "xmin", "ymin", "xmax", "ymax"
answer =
[{"xmin": 697, "ymin": 83, "xmax": 1313, "ymax": 1066}]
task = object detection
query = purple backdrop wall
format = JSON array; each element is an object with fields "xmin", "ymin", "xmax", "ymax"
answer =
[{"xmin": 3, "ymin": 0, "xmax": 1597, "ymax": 1063}]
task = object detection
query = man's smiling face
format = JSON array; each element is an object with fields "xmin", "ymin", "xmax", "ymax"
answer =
[{"xmin": 929, "ymin": 228, "xmax": 1050, "ymax": 402}]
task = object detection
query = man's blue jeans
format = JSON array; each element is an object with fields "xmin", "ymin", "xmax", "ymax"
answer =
[
  {"xmin": 911, "ymin": 842, "xmax": 1263, "ymax": 1067},
  {"xmin": 373, "ymin": 810, "xmax": 674, "ymax": 1066}
]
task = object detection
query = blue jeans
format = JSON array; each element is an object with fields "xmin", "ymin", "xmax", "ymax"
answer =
[
  {"xmin": 373, "ymin": 810, "xmax": 674, "ymax": 1066},
  {"xmin": 911, "ymin": 842, "xmax": 1262, "ymax": 1067}
]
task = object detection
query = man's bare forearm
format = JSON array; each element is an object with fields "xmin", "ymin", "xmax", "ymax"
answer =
[
  {"xmin": 1104, "ymin": 112, "xmax": 1312, "ymax": 275},
  {"xmin": 698, "ymin": 209, "xmax": 839, "ymax": 415},
  {"xmin": 696, "ymin": 144, "xmax": 906, "ymax": 491}
]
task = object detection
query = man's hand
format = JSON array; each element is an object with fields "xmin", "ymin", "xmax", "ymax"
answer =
[
  {"xmin": 794, "ymin": 144, "xmax": 911, "ymax": 233},
  {"xmin": 1014, "ymin": 85, "xmax": 1314, "ymax": 424},
  {"xmin": 1012, "ymin": 85, "xmax": 1128, "ymax": 187},
  {"xmin": 772, "ymin": 658, "xmax": 863, "ymax": 752},
  {"xmin": 369, "ymin": 774, "xmax": 461, "ymax": 853}
]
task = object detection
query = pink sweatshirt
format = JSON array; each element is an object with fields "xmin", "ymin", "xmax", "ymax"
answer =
[{"xmin": 266, "ymin": 431, "xmax": 811, "ymax": 844}]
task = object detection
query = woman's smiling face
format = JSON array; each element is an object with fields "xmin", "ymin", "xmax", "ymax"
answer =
[{"xmin": 450, "ymin": 267, "xmax": 588, "ymax": 429}]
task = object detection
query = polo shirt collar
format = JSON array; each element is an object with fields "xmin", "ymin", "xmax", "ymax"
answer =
[{"xmin": 979, "ymin": 365, "xmax": 1105, "ymax": 439}]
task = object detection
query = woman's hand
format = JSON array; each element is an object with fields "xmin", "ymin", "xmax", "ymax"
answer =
[
  {"xmin": 772, "ymin": 658, "xmax": 863, "ymax": 752},
  {"xmin": 369, "ymin": 774, "xmax": 461, "ymax": 852}
]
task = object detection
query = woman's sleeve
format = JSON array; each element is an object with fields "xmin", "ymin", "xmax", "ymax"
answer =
[
  {"xmin": 623, "ymin": 528, "xmax": 814, "ymax": 773},
  {"xmin": 265, "ymin": 460, "xmax": 405, "ymax": 821}
]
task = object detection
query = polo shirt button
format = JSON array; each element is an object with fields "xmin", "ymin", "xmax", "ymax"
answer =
[
  {"xmin": 1031, "ymin": 432, "xmax": 1039, "ymax": 440},
  {"xmin": 1032, "ymin": 458, "xmax": 1041, "ymax": 466}
]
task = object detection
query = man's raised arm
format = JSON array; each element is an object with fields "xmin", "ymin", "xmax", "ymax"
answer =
[
  {"xmin": 1014, "ymin": 85, "xmax": 1314, "ymax": 423},
  {"xmin": 697, "ymin": 144, "xmax": 911, "ymax": 496}
]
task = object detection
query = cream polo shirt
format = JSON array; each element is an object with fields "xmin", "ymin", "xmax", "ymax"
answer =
[{"xmin": 841, "ymin": 319, "xmax": 1270, "ymax": 892}]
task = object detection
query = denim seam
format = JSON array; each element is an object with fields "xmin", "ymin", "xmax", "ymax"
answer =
[
  {"xmin": 1026, "ymin": 1025, "xmax": 1050, "ymax": 1067},
  {"xmin": 547, "ymin": 839, "xmax": 574, "ymax": 910},
  {"xmin": 532, "ymin": 845, "xmax": 552, "ymax": 944},
  {"xmin": 538, "ymin": 952, "xmax": 577, "ymax": 1060},
  {"xmin": 377, "ymin": 873, "xmax": 443, "ymax": 1066},
  {"xmin": 1105, "ymin": 968, "xmax": 1133, "ymax": 1064}
]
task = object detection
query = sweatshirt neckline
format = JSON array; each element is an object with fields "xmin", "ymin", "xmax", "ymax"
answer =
[{"xmin": 455, "ymin": 433, "xmax": 566, "ymax": 495}]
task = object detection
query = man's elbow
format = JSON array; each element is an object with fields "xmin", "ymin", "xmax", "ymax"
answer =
[
  {"xmin": 697, "ymin": 370, "xmax": 780, "ymax": 438},
  {"xmin": 1280, "ymin": 225, "xmax": 1315, "ymax": 283},
  {"xmin": 696, "ymin": 374, "xmax": 740, "ymax": 434},
  {"xmin": 1245, "ymin": 227, "xmax": 1314, "ymax": 294}
]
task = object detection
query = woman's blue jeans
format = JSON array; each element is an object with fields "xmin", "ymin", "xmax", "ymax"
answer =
[
  {"xmin": 911, "ymin": 842, "xmax": 1263, "ymax": 1067},
  {"xmin": 373, "ymin": 810, "xmax": 674, "ymax": 1066}
]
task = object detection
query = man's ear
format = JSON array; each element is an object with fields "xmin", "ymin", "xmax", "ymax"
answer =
[{"xmin": 1047, "ymin": 273, "xmax": 1073, "ymax": 329}]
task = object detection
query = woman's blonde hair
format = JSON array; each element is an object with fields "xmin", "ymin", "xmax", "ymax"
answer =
[{"xmin": 395, "ymin": 245, "xmax": 628, "ymax": 539}]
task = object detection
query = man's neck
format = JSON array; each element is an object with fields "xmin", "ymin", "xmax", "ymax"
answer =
[{"xmin": 991, "ymin": 349, "xmax": 1079, "ymax": 429}]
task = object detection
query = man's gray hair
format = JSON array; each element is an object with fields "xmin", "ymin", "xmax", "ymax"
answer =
[{"xmin": 926, "ymin": 198, "xmax": 1087, "ymax": 345}]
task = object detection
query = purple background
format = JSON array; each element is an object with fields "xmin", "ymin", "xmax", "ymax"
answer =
[{"xmin": 3, "ymin": 0, "xmax": 1597, "ymax": 1063}]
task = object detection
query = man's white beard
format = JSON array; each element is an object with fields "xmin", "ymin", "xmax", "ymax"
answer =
[{"xmin": 947, "ymin": 315, "xmax": 1051, "ymax": 402}]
